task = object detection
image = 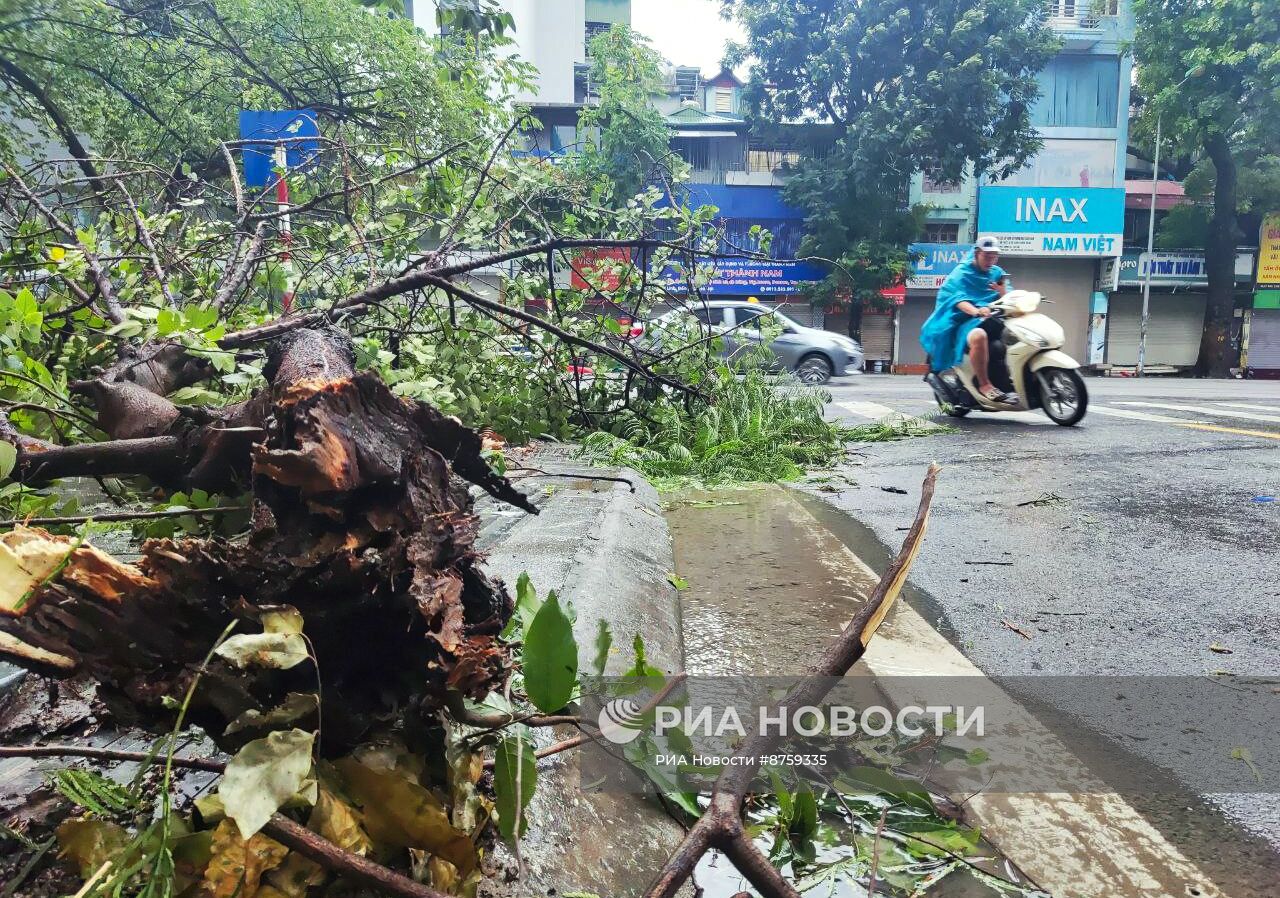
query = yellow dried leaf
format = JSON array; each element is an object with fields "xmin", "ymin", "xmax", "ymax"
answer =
[
  {"xmin": 334, "ymin": 759, "xmax": 476, "ymax": 875},
  {"xmin": 56, "ymin": 819, "xmax": 129, "ymax": 878},
  {"xmin": 428, "ymin": 856, "xmax": 460, "ymax": 895},
  {"xmin": 203, "ymin": 818, "xmax": 288, "ymax": 898},
  {"xmin": 309, "ymin": 789, "xmax": 372, "ymax": 857},
  {"xmin": 263, "ymin": 852, "xmax": 324, "ymax": 898}
]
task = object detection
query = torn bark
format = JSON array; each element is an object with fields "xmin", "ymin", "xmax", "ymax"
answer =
[{"xmin": 0, "ymin": 328, "xmax": 534, "ymax": 753}]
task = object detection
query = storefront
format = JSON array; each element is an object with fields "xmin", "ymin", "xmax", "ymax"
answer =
[
  {"xmin": 977, "ymin": 186, "xmax": 1125, "ymax": 364},
  {"xmin": 893, "ymin": 243, "xmax": 970, "ymax": 373},
  {"xmin": 1100, "ymin": 251, "xmax": 1253, "ymax": 369},
  {"xmin": 1246, "ymin": 291, "xmax": 1280, "ymax": 377},
  {"xmin": 1248, "ymin": 215, "xmax": 1280, "ymax": 377}
]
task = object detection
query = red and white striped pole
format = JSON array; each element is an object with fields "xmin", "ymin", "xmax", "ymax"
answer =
[{"xmin": 273, "ymin": 142, "xmax": 295, "ymax": 314}]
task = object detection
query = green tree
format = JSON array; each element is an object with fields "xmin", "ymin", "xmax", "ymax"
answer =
[
  {"xmin": 724, "ymin": 0, "xmax": 1055, "ymax": 339},
  {"xmin": 1133, "ymin": 0, "xmax": 1280, "ymax": 376},
  {"xmin": 573, "ymin": 25, "xmax": 674, "ymax": 201}
]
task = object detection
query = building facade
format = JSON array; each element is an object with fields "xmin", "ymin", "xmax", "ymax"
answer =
[{"xmin": 894, "ymin": 2, "xmax": 1135, "ymax": 372}]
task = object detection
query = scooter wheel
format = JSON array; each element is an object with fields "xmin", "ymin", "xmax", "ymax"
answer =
[{"xmin": 1035, "ymin": 368, "xmax": 1088, "ymax": 426}]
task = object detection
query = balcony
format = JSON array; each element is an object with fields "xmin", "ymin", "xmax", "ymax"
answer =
[{"xmin": 1042, "ymin": 1, "xmax": 1122, "ymax": 47}]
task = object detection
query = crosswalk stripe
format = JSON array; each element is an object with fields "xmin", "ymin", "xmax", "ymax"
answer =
[
  {"xmin": 1115, "ymin": 401, "xmax": 1280, "ymax": 424},
  {"xmin": 834, "ymin": 400, "xmax": 940, "ymax": 430},
  {"xmin": 1090, "ymin": 406, "xmax": 1207, "ymax": 424},
  {"xmin": 836, "ymin": 400, "xmax": 899, "ymax": 419}
]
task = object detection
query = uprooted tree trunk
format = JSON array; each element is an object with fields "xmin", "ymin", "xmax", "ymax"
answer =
[{"xmin": 0, "ymin": 328, "xmax": 535, "ymax": 754}]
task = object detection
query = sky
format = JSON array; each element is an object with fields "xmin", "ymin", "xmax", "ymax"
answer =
[{"xmin": 630, "ymin": 0, "xmax": 746, "ymax": 74}]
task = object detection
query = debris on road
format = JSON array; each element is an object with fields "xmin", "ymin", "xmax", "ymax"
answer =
[
  {"xmin": 1016, "ymin": 492, "xmax": 1071, "ymax": 507},
  {"xmin": 1209, "ymin": 643, "xmax": 1234, "ymax": 654},
  {"xmin": 1001, "ymin": 620, "xmax": 1033, "ymax": 640},
  {"xmin": 880, "ymin": 486, "xmax": 908, "ymax": 494}
]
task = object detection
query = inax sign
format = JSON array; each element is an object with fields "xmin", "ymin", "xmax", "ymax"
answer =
[{"xmin": 978, "ymin": 186, "xmax": 1124, "ymax": 257}]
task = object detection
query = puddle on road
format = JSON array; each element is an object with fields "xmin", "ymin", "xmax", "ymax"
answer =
[
  {"xmin": 665, "ymin": 485, "xmax": 1016, "ymax": 898},
  {"xmin": 666, "ymin": 486, "xmax": 882, "ymax": 677}
]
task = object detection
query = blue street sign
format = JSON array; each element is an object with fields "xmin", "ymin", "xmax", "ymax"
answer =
[{"xmin": 237, "ymin": 110, "xmax": 320, "ymax": 188}]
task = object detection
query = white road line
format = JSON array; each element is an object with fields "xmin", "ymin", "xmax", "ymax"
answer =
[
  {"xmin": 1090, "ymin": 405, "xmax": 1209, "ymax": 425},
  {"xmin": 833, "ymin": 400, "xmax": 941, "ymax": 430},
  {"xmin": 1116, "ymin": 400, "xmax": 1280, "ymax": 424},
  {"xmin": 781, "ymin": 489, "xmax": 1231, "ymax": 898},
  {"xmin": 1219, "ymin": 402, "xmax": 1280, "ymax": 414},
  {"xmin": 835, "ymin": 400, "xmax": 899, "ymax": 419}
]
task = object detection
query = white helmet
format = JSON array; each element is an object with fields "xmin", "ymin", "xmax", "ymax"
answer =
[{"xmin": 975, "ymin": 236, "xmax": 1003, "ymax": 253}]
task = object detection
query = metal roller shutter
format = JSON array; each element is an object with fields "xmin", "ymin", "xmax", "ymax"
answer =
[
  {"xmin": 1248, "ymin": 309, "xmax": 1280, "ymax": 371},
  {"xmin": 768, "ymin": 301, "xmax": 822, "ymax": 328},
  {"xmin": 861, "ymin": 310, "xmax": 894, "ymax": 363},
  {"xmin": 1105, "ymin": 293, "xmax": 1207, "ymax": 367},
  {"xmin": 1001, "ymin": 258, "xmax": 1093, "ymax": 361},
  {"xmin": 897, "ymin": 296, "xmax": 933, "ymax": 367}
]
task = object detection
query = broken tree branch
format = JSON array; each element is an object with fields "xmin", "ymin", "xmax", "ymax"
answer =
[{"xmin": 639, "ymin": 464, "xmax": 940, "ymax": 898}]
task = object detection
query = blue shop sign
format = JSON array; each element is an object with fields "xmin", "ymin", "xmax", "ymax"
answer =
[
  {"xmin": 907, "ymin": 243, "xmax": 969, "ymax": 289},
  {"xmin": 978, "ymin": 186, "xmax": 1124, "ymax": 257},
  {"xmin": 660, "ymin": 257, "xmax": 827, "ymax": 295}
]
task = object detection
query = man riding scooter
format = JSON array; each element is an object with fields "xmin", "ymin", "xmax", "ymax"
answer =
[{"xmin": 920, "ymin": 236, "xmax": 1016, "ymax": 405}]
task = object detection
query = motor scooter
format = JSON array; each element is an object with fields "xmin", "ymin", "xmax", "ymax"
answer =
[{"xmin": 924, "ymin": 290, "xmax": 1088, "ymax": 426}]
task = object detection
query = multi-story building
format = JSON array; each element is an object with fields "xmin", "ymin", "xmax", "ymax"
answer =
[{"xmin": 895, "ymin": 1, "xmax": 1136, "ymax": 373}]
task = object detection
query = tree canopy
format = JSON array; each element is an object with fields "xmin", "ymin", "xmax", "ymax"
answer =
[
  {"xmin": 1133, "ymin": 0, "xmax": 1279, "ymax": 374},
  {"xmin": 723, "ymin": 0, "xmax": 1056, "ymax": 332}
]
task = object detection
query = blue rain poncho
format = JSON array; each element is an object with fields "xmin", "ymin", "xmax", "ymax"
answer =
[{"xmin": 919, "ymin": 254, "xmax": 1006, "ymax": 372}]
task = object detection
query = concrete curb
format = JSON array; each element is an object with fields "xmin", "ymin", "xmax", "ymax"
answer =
[{"xmin": 477, "ymin": 458, "xmax": 687, "ymax": 897}]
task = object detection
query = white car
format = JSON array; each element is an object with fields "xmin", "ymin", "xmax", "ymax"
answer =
[{"xmin": 647, "ymin": 300, "xmax": 864, "ymax": 384}]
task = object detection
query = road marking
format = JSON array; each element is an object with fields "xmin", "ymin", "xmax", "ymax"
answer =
[
  {"xmin": 781, "ymin": 489, "xmax": 1231, "ymax": 898},
  {"xmin": 1092, "ymin": 406, "xmax": 1280, "ymax": 441},
  {"xmin": 1116, "ymin": 400, "xmax": 1280, "ymax": 424},
  {"xmin": 836, "ymin": 400, "xmax": 899, "ymax": 419},
  {"xmin": 1219, "ymin": 402, "xmax": 1280, "ymax": 414},
  {"xmin": 1182, "ymin": 422, "xmax": 1280, "ymax": 441},
  {"xmin": 1090, "ymin": 406, "xmax": 1208, "ymax": 424},
  {"xmin": 834, "ymin": 400, "xmax": 940, "ymax": 430}
]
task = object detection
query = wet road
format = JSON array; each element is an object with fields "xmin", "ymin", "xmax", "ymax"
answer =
[{"xmin": 805, "ymin": 374, "xmax": 1280, "ymax": 886}]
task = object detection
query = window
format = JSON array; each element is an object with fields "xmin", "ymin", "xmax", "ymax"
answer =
[
  {"xmin": 1031, "ymin": 55, "xmax": 1121, "ymax": 128},
  {"xmin": 691, "ymin": 306, "xmax": 725, "ymax": 326},
  {"xmin": 713, "ymin": 88, "xmax": 734, "ymax": 114},
  {"xmin": 672, "ymin": 138, "xmax": 711, "ymax": 170},
  {"xmin": 922, "ymin": 170, "xmax": 961, "ymax": 194},
  {"xmin": 923, "ymin": 222, "xmax": 961, "ymax": 243},
  {"xmin": 734, "ymin": 306, "xmax": 766, "ymax": 328},
  {"xmin": 1001, "ymin": 138, "xmax": 1117, "ymax": 188},
  {"xmin": 584, "ymin": 21, "xmax": 610, "ymax": 55}
]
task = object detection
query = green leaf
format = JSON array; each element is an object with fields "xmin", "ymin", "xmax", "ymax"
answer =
[
  {"xmin": 833, "ymin": 767, "xmax": 935, "ymax": 812},
  {"xmin": 591, "ymin": 619, "xmax": 612, "ymax": 676},
  {"xmin": 217, "ymin": 728, "xmax": 316, "ymax": 838},
  {"xmin": 522, "ymin": 590, "xmax": 578, "ymax": 713},
  {"xmin": 493, "ymin": 731, "xmax": 537, "ymax": 842},
  {"xmin": 157, "ymin": 308, "xmax": 182, "ymax": 335},
  {"xmin": 0, "ymin": 442, "xmax": 16, "ymax": 480},
  {"xmin": 965, "ymin": 748, "xmax": 990, "ymax": 766},
  {"xmin": 501, "ymin": 571, "xmax": 542, "ymax": 640},
  {"xmin": 666, "ymin": 573, "xmax": 689, "ymax": 591}
]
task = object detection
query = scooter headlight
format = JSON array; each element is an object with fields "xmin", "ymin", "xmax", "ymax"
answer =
[{"xmin": 1008, "ymin": 291, "xmax": 1042, "ymax": 314}]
